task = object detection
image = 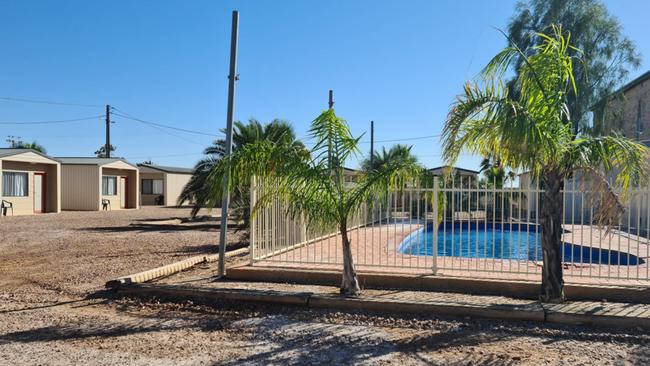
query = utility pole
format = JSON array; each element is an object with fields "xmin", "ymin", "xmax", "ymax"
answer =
[
  {"xmin": 328, "ymin": 90, "xmax": 334, "ymax": 109},
  {"xmin": 218, "ymin": 10, "xmax": 239, "ymax": 278},
  {"xmin": 105, "ymin": 105, "xmax": 111, "ymax": 158},
  {"xmin": 370, "ymin": 120, "xmax": 374, "ymax": 165}
]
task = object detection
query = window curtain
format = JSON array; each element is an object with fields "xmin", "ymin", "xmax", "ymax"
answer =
[
  {"xmin": 152, "ymin": 180, "xmax": 163, "ymax": 195},
  {"xmin": 103, "ymin": 176, "xmax": 116, "ymax": 195},
  {"xmin": 2, "ymin": 172, "xmax": 28, "ymax": 197}
]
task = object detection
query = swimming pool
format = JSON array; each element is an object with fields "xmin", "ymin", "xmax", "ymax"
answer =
[{"xmin": 397, "ymin": 222, "xmax": 644, "ymax": 266}]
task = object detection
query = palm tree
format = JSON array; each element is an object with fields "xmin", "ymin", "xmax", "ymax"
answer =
[
  {"xmin": 178, "ymin": 118, "xmax": 306, "ymax": 225},
  {"xmin": 361, "ymin": 144, "xmax": 419, "ymax": 172},
  {"xmin": 442, "ymin": 26, "xmax": 649, "ymax": 303},
  {"xmin": 209, "ymin": 109, "xmax": 420, "ymax": 296}
]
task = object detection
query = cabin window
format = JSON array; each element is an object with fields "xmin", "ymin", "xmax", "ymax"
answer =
[
  {"xmin": 102, "ymin": 176, "xmax": 117, "ymax": 196},
  {"xmin": 2, "ymin": 172, "xmax": 28, "ymax": 197},
  {"xmin": 141, "ymin": 179, "xmax": 163, "ymax": 195}
]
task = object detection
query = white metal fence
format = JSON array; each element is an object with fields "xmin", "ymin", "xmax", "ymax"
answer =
[{"xmin": 250, "ymin": 176, "xmax": 650, "ymax": 285}]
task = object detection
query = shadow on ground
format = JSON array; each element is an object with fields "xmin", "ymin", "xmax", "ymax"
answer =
[{"xmin": 3, "ymin": 291, "xmax": 649, "ymax": 365}]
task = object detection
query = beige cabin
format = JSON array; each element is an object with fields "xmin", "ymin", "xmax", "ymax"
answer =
[
  {"xmin": 57, "ymin": 157, "xmax": 139, "ymax": 211},
  {"xmin": 0, "ymin": 149, "xmax": 61, "ymax": 215},
  {"xmin": 138, "ymin": 164, "xmax": 193, "ymax": 206}
]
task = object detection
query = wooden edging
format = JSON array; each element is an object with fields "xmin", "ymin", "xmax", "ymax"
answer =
[
  {"xmin": 114, "ymin": 283, "xmax": 650, "ymax": 330},
  {"xmin": 105, "ymin": 247, "xmax": 249, "ymax": 288}
]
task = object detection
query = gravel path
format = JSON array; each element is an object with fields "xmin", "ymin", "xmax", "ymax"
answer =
[{"xmin": 1, "ymin": 207, "xmax": 649, "ymax": 365}]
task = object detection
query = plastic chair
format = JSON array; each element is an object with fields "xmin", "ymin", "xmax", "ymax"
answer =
[{"xmin": 1, "ymin": 200, "xmax": 13, "ymax": 216}]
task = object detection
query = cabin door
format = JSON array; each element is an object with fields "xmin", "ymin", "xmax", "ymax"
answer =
[
  {"xmin": 119, "ymin": 177, "xmax": 128, "ymax": 209},
  {"xmin": 34, "ymin": 173, "xmax": 46, "ymax": 213}
]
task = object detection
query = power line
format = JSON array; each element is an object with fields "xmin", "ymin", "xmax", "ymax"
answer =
[
  {"xmin": 0, "ymin": 115, "xmax": 104, "ymax": 125},
  {"xmin": 112, "ymin": 113, "xmax": 206, "ymax": 147},
  {"xmin": 0, "ymin": 97, "xmax": 103, "ymax": 108},
  {"xmin": 124, "ymin": 152, "xmax": 205, "ymax": 159},
  {"xmin": 300, "ymin": 133, "xmax": 441, "ymax": 145},
  {"xmin": 111, "ymin": 108, "xmax": 223, "ymax": 138},
  {"xmin": 362, "ymin": 134, "xmax": 441, "ymax": 144}
]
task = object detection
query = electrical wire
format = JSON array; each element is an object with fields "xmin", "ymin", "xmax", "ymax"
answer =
[
  {"xmin": 124, "ymin": 152, "xmax": 205, "ymax": 159},
  {"xmin": 0, "ymin": 97, "xmax": 103, "ymax": 108},
  {"xmin": 0, "ymin": 115, "xmax": 104, "ymax": 125},
  {"xmin": 111, "ymin": 108, "xmax": 223, "ymax": 138}
]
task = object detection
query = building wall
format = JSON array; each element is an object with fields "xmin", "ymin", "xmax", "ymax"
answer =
[
  {"xmin": 594, "ymin": 77, "xmax": 650, "ymax": 140},
  {"xmin": 101, "ymin": 167, "xmax": 138, "ymax": 210},
  {"xmin": 61, "ymin": 165, "xmax": 100, "ymax": 211},
  {"xmin": 1, "ymin": 160, "xmax": 60, "ymax": 215},
  {"xmin": 140, "ymin": 172, "xmax": 164, "ymax": 205},
  {"xmin": 164, "ymin": 173, "xmax": 191, "ymax": 206}
]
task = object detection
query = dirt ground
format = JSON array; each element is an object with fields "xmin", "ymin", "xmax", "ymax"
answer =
[{"xmin": 1, "ymin": 207, "xmax": 649, "ymax": 365}]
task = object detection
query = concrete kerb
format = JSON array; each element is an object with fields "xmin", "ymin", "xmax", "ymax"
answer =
[
  {"xmin": 105, "ymin": 247, "xmax": 249, "ymax": 288},
  {"xmin": 105, "ymin": 256, "xmax": 650, "ymax": 330},
  {"xmin": 114, "ymin": 282, "xmax": 650, "ymax": 330}
]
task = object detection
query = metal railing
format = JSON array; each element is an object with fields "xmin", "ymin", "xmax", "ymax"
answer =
[{"xmin": 250, "ymin": 176, "xmax": 650, "ymax": 285}]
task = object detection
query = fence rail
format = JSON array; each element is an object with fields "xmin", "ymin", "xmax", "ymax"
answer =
[{"xmin": 250, "ymin": 176, "xmax": 650, "ymax": 285}]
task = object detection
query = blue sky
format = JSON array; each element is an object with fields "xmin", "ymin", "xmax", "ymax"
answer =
[{"xmin": 1, "ymin": 1, "xmax": 648, "ymax": 170}]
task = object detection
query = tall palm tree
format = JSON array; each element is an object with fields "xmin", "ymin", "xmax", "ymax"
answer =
[
  {"xmin": 209, "ymin": 109, "xmax": 420, "ymax": 296},
  {"xmin": 361, "ymin": 144, "xmax": 420, "ymax": 172},
  {"xmin": 442, "ymin": 26, "xmax": 649, "ymax": 302},
  {"xmin": 178, "ymin": 118, "xmax": 306, "ymax": 225}
]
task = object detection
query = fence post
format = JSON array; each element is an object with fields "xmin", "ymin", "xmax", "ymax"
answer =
[
  {"xmin": 250, "ymin": 175, "xmax": 256, "ymax": 265},
  {"xmin": 432, "ymin": 176, "xmax": 439, "ymax": 274}
]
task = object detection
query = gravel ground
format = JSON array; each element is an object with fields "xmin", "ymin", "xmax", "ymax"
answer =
[{"xmin": 1, "ymin": 207, "xmax": 650, "ymax": 365}]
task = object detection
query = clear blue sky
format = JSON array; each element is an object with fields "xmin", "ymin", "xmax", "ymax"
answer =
[{"xmin": 1, "ymin": 1, "xmax": 649, "ymax": 169}]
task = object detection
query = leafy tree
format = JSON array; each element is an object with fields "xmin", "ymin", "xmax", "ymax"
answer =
[
  {"xmin": 209, "ymin": 109, "xmax": 420, "ymax": 296},
  {"xmin": 508, "ymin": 0, "xmax": 641, "ymax": 134},
  {"xmin": 361, "ymin": 144, "xmax": 420, "ymax": 173},
  {"xmin": 95, "ymin": 144, "xmax": 116, "ymax": 158},
  {"xmin": 8, "ymin": 139, "xmax": 47, "ymax": 153},
  {"xmin": 443, "ymin": 26, "xmax": 649, "ymax": 302},
  {"xmin": 178, "ymin": 118, "xmax": 306, "ymax": 225}
]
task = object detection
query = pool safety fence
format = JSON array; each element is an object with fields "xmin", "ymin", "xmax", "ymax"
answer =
[{"xmin": 249, "ymin": 176, "xmax": 650, "ymax": 285}]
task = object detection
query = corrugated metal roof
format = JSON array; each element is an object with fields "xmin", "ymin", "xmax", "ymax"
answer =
[
  {"xmin": 138, "ymin": 163, "xmax": 194, "ymax": 174},
  {"xmin": 56, "ymin": 157, "xmax": 138, "ymax": 169},
  {"xmin": 0, "ymin": 148, "xmax": 53, "ymax": 160}
]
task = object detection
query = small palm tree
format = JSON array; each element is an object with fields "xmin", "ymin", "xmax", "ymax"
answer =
[
  {"xmin": 361, "ymin": 144, "xmax": 419, "ymax": 172},
  {"xmin": 442, "ymin": 26, "xmax": 649, "ymax": 302},
  {"xmin": 210, "ymin": 109, "xmax": 421, "ymax": 296},
  {"xmin": 179, "ymin": 119, "xmax": 306, "ymax": 225}
]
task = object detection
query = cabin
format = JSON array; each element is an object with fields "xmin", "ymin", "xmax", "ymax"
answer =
[
  {"xmin": 0, "ymin": 148, "xmax": 61, "ymax": 215},
  {"xmin": 57, "ymin": 157, "xmax": 139, "ymax": 211},
  {"xmin": 137, "ymin": 163, "xmax": 193, "ymax": 206}
]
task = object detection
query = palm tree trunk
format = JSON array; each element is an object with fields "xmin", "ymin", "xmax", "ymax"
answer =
[
  {"xmin": 339, "ymin": 222, "xmax": 361, "ymax": 296},
  {"xmin": 540, "ymin": 171, "xmax": 565, "ymax": 303}
]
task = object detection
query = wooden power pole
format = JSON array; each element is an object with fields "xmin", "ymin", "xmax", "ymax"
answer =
[
  {"xmin": 218, "ymin": 10, "xmax": 240, "ymax": 277},
  {"xmin": 105, "ymin": 105, "xmax": 111, "ymax": 158}
]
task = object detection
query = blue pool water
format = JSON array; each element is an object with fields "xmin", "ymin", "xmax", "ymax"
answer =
[{"xmin": 398, "ymin": 222, "xmax": 644, "ymax": 266}]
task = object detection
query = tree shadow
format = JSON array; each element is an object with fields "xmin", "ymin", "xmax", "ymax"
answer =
[{"xmin": 3, "ymin": 290, "xmax": 649, "ymax": 365}]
